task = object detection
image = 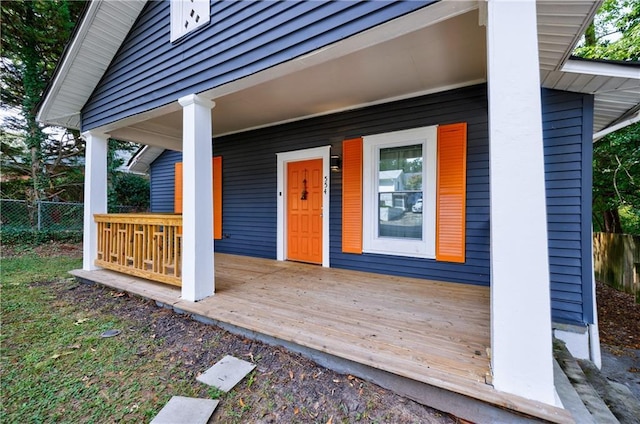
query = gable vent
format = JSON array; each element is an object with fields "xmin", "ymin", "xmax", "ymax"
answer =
[{"xmin": 171, "ymin": 0, "xmax": 210, "ymax": 42}]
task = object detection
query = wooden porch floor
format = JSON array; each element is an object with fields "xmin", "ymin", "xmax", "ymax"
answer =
[{"xmin": 71, "ymin": 253, "xmax": 573, "ymax": 423}]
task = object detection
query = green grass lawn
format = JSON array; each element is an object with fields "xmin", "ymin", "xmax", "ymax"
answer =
[{"xmin": 0, "ymin": 254, "xmax": 215, "ymax": 423}]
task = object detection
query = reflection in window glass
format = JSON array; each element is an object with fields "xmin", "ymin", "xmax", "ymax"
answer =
[{"xmin": 378, "ymin": 144, "xmax": 423, "ymax": 239}]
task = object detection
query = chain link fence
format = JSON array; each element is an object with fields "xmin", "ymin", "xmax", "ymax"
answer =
[{"xmin": 0, "ymin": 199, "xmax": 137, "ymax": 232}]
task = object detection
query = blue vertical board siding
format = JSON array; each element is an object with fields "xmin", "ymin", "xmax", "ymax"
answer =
[
  {"xmin": 81, "ymin": 0, "xmax": 435, "ymax": 131},
  {"xmin": 541, "ymin": 88, "xmax": 594, "ymax": 325},
  {"xmin": 149, "ymin": 84, "xmax": 593, "ymax": 326}
]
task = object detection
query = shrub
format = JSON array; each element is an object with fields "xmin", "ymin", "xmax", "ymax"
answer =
[{"xmin": 0, "ymin": 228, "xmax": 82, "ymax": 246}]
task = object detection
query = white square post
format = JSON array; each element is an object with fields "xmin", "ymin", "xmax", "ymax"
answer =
[
  {"xmin": 487, "ymin": 0, "xmax": 557, "ymax": 405},
  {"xmin": 178, "ymin": 94, "xmax": 216, "ymax": 301},
  {"xmin": 81, "ymin": 131, "xmax": 109, "ymax": 271}
]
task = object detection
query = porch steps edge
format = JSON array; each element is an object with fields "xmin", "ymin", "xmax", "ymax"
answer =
[
  {"xmin": 70, "ymin": 268, "xmax": 574, "ymax": 424},
  {"xmin": 187, "ymin": 310, "xmax": 560, "ymax": 424}
]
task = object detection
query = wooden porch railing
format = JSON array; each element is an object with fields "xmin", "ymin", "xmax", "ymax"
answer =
[{"xmin": 94, "ymin": 214, "xmax": 182, "ymax": 287}]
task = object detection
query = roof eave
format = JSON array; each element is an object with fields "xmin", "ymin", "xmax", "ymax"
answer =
[
  {"xmin": 36, "ymin": 0, "xmax": 101, "ymax": 128},
  {"xmin": 127, "ymin": 145, "xmax": 166, "ymax": 174},
  {"xmin": 36, "ymin": 0, "xmax": 147, "ymax": 130},
  {"xmin": 563, "ymin": 57, "xmax": 640, "ymax": 79}
]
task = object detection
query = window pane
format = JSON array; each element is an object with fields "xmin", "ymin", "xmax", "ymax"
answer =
[{"xmin": 378, "ymin": 144, "xmax": 422, "ymax": 239}]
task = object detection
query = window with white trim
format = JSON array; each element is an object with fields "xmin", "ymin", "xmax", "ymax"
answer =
[
  {"xmin": 170, "ymin": 0, "xmax": 210, "ymax": 42},
  {"xmin": 362, "ymin": 126, "xmax": 437, "ymax": 258}
]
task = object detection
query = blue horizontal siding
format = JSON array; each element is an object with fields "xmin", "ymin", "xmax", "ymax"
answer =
[
  {"xmin": 150, "ymin": 150, "xmax": 182, "ymax": 212},
  {"xmin": 149, "ymin": 85, "xmax": 593, "ymax": 326},
  {"xmin": 150, "ymin": 84, "xmax": 491, "ymax": 284},
  {"xmin": 542, "ymin": 88, "xmax": 594, "ymax": 325},
  {"xmin": 81, "ymin": 0, "xmax": 435, "ymax": 131}
]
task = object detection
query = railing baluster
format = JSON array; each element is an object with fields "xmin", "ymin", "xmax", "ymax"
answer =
[{"xmin": 93, "ymin": 214, "xmax": 183, "ymax": 287}]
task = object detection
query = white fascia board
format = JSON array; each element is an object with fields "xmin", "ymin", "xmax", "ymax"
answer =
[
  {"xmin": 562, "ymin": 59, "xmax": 640, "ymax": 80},
  {"xmin": 127, "ymin": 145, "xmax": 151, "ymax": 173},
  {"xmin": 593, "ymin": 110, "xmax": 640, "ymax": 142}
]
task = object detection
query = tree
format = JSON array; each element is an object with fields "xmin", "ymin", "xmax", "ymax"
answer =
[
  {"xmin": 106, "ymin": 140, "xmax": 150, "ymax": 212},
  {"xmin": 1, "ymin": 0, "xmax": 85, "ymax": 212},
  {"xmin": 1, "ymin": 1, "xmax": 146, "ymax": 215},
  {"xmin": 573, "ymin": 0, "xmax": 640, "ymax": 61},
  {"xmin": 573, "ymin": 0, "xmax": 640, "ymax": 234},
  {"xmin": 592, "ymin": 123, "xmax": 640, "ymax": 233},
  {"xmin": 109, "ymin": 173, "xmax": 150, "ymax": 212}
]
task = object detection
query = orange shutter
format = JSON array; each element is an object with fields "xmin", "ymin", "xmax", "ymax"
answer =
[
  {"xmin": 436, "ymin": 123, "xmax": 467, "ymax": 263},
  {"xmin": 174, "ymin": 162, "xmax": 183, "ymax": 214},
  {"xmin": 174, "ymin": 158, "xmax": 222, "ymax": 239},
  {"xmin": 213, "ymin": 156, "xmax": 222, "ymax": 240},
  {"xmin": 342, "ymin": 138, "xmax": 363, "ymax": 254}
]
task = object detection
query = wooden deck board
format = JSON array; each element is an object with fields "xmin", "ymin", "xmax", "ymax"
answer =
[
  {"xmin": 221, "ymin": 290, "xmax": 490, "ymax": 368},
  {"xmin": 70, "ymin": 253, "xmax": 574, "ymax": 423}
]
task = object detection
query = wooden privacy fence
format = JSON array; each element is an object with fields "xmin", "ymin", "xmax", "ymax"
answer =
[
  {"xmin": 593, "ymin": 232, "xmax": 640, "ymax": 303},
  {"xmin": 95, "ymin": 214, "xmax": 182, "ymax": 287}
]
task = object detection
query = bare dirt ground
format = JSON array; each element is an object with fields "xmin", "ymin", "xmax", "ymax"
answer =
[
  {"xmin": 68, "ymin": 284, "xmax": 453, "ymax": 423},
  {"xmin": 594, "ymin": 281, "xmax": 640, "ymax": 401},
  {"xmin": 1, "ymin": 241, "xmax": 83, "ymax": 259},
  {"xmin": 596, "ymin": 281, "xmax": 640, "ymax": 351}
]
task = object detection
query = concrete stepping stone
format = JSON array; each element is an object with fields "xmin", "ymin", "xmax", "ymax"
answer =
[
  {"xmin": 196, "ymin": 355, "xmax": 256, "ymax": 392},
  {"xmin": 150, "ymin": 396, "xmax": 219, "ymax": 424}
]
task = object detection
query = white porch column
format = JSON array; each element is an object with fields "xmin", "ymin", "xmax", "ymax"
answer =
[
  {"xmin": 178, "ymin": 94, "xmax": 215, "ymax": 302},
  {"xmin": 487, "ymin": 0, "xmax": 556, "ymax": 405},
  {"xmin": 81, "ymin": 131, "xmax": 109, "ymax": 271}
]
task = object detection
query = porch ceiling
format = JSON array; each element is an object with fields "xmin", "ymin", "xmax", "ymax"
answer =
[{"xmin": 115, "ymin": 8, "xmax": 487, "ymax": 153}]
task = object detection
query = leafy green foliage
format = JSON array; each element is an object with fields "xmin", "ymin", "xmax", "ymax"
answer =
[
  {"xmin": 593, "ymin": 123, "xmax": 640, "ymax": 234},
  {"xmin": 573, "ymin": 1, "xmax": 640, "ymax": 234},
  {"xmin": 1, "ymin": 1, "xmax": 81, "ymax": 111},
  {"xmin": 573, "ymin": 0, "xmax": 640, "ymax": 61},
  {"xmin": 0, "ymin": 177, "xmax": 31, "ymax": 200},
  {"xmin": 108, "ymin": 173, "xmax": 150, "ymax": 212},
  {"xmin": 0, "ymin": 228, "xmax": 83, "ymax": 245},
  {"xmin": 106, "ymin": 140, "xmax": 149, "ymax": 212},
  {"xmin": 619, "ymin": 205, "xmax": 640, "ymax": 235},
  {"xmin": 1, "ymin": 0, "xmax": 86, "ymax": 204}
]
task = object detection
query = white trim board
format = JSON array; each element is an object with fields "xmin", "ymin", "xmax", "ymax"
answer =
[
  {"xmin": 362, "ymin": 126, "xmax": 437, "ymax": 259},
  {"xmin": 276, "ymin": 146, "xmax": 331, "ymax": 268},
  {"xmin": 562, "ymin": 58, "xmax": 640, "ymax": 80}
]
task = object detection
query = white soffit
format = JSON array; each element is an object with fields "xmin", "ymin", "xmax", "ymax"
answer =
[
  {"xmin": 536, "ymin": 0, "xmax": 640, "ymax": 133},
  {"xmin": 542, "ymin": 59, "xmax": 640, "ymax": 132},
  {"xmin": 536, "ymin": 1, "xmax": 601, "ymax": 72},
  {"xmin": 128, "ymin": 145, "xmax": 166, "ymax": 174},
  {"xmin": 37, "ymin": 0, "xmax": 147, "ymax": 130}
]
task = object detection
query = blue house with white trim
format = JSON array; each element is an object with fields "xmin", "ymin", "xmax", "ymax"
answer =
[{"xmin": 38, "ymin": 0, "xmax": 640, "ymax": 419}]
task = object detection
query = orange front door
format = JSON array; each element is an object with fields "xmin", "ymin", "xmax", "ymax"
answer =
[{"xmin": 287, "ymin": 159, "xmax": 323, "ymax": 264}]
